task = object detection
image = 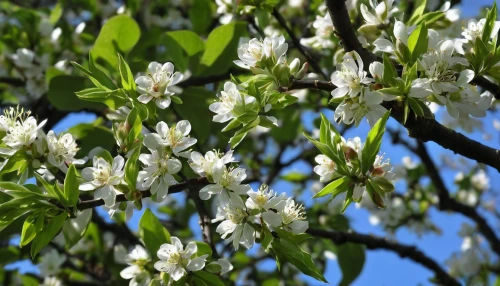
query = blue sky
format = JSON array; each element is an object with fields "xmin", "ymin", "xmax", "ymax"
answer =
[{"xmin": 7, "ymin": 0, "xmax": 500, "ymax": 285}]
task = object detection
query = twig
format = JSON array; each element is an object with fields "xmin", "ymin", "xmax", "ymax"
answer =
[
  {"xmin": 307, "ymin": 228, "xmax": 460, "ymax": 286},
  {"xmin": 271, "ymin": 8, "xmax": 328, "ymax": 79},
  {"xmin": 472, "ymin": 76, "xmax": 500, "ymax": 99}
]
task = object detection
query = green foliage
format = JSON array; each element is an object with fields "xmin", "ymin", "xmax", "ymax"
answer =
[
  {"xmin": 313, "ymin": 176, "xmax": 350, "ymax": 199},
  {"xmin": 48, "ymin": 75, "xmax": 104, "ymax": 111},
  {"xmin": 336, "ymin": 243, "xmax": 366, "ymax": 286},
  {"xmin": 31, "ymin": 212, "xmax": 67, "ymax": 258},
  {"xmin": 361, "ymin": 111, "xmax": 390, "ymax": 175},
  {"xmin": 139, "ymin": 209, "xmax": 171, "ymax": 259},
  {"xmin": 64, "ymin": 165, "xmax": 80, "ymax": 207},
  {"xmin": 407, "ymin": 22, "xmax": 428, "ymax": 63}
]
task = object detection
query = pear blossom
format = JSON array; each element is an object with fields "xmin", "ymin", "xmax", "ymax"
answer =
[
  {"xmin": 135, "ymin": 62, "xmax": 183, "ymax": 109},
  {"xmin": 263, "ymin": 35, "xmax": 288, "ymax": 62},
  {"xmin": 41, "ymin": 277, "xmax": 63, "ymax": 286},
  {"xmin": 137, "ymin": 149, "xmax": 181, "ymax": 200},
  {"xmin": 334, "ymin": 88, "xmax": 387, "ymax": 127},
  {"xmin": 11, "ymin": 48, "xmax": 35, "ymax": 68},
  {"xmin": 212, "ymin": 193, "xmax": 255, "ymax": 250},
  {"xmin": 79, "ymin": 156, "xmax": 125, "ymax": 207},
  {"xmin": 330, "ymin": 51, "xmax": 374, "ymax": 99},
  {"xmin": 120, "ymin": 245, "xmax": 152, "ymax": 286},
  {"xmin": 209, "ymin": 82, "xmax": 256, "ymax": 123},
  {"xmin": 198, "ymin": 160, "xmax": 251, "ymax": 202},
  {"xmin": 373, "ymin": 20, "xmax": 411, "ymax": 54},
  {"xmin": 370, "ymin": 154, "xmax": 394, "ymax": 180},
  {"xmin": 471, "ymin": 169, "xmax": 489, "ymax": 191},
  {"xmin": 154, "ymin": 237, "xmax": 208, "ymax": 281},
  {"xmin": 245, "ymin": 184, "xmax": 284, "ymax": 211},
  {"xmin": 38, "ymin": 249, "xmax": 66, "ymax": 277},
  {"xmin": 273, "ymin": 198, "xmax": 309, "ymax": 234},
  {"xmin": 234, "ymin": 38, "xmax": 265, "ymax": 69},
  {"xmin": 216, "ymin": 0, "xmax": 235, "ymax": 24},
  {"xmin": 189, "ymin": 149, "xmax": 235, "ymax": 177},
  {"xmin": 313, "ymin": 154, "xmax": 339, "ymax": 182},
  {"xmin": 359, "ymin": 0, "xmax": 398, "ymax": 32},
  {"xmin": 44, "ymin": 131, "xmax": 83, "ymax": 171},
  {"xmin": 2, "ymin": 114, "xmax": 46, "ymax": 150},
  {"xmin": 143, "ymin": 121, "xmax": 197, "ymax": 157},
  {"xmin": 462, "ymin": 18, "xmax": 500, "ymax": 43},
  {"xmin": 301, "ymin": 15, "xmax": 335, "ymax": 50}
]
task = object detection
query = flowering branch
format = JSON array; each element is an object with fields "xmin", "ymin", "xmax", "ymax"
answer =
[
  {"xmin": 76, "ymin": 177, "xmax": 209, "ymax": 210},
  {"xmin": 307, "ymin": 228, "xmax": 461, "ymax": 286},
  {"xmin": 271, "ymin": 8, "xmax": 328, "ymax": 79}
]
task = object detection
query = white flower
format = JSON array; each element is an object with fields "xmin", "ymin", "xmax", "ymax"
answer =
[
  {"xmin": 471, "ymin": 169, "xmax": 489, "ymax": 191},
  {"xmin": 143, "ymin": 121, "xmax": 197, "ymax": 157},
  {"xmin": 272, "ymin": 198, "xmax": 309, "ymax": 234},
  {"xmin": 120, "ymin": 245, "xmax": 152, "ymax": 286},
  {"xmin": 79, "ymin": 156, "xmax": 125, "ymax": 207},
  {"xmin": 373, "ymin": 20, "xmax": 412, "ymax": 54},
  {"xmin": 234, "ymin": 38, "xmax": 265, "ymax": 69},
  {"xmin": 189, "ymin": 150, "xmax": 235, "ymax": 177},
  {"xmin": 209, "ymin": 82, "xmax": 256, "ymax": 123},
  {"xmin": 359, "ymin": 0, "xmax": 398, "ymax": 31},
  {"xmin": 300, "ymin": 15, "xmax": 335, "ymax": 50},
  {"xmin": 334, "ymin": 88, "xmax": 387, "ymax": 127},
  {"xmin": 313, "ymin": 154, "xmax": 339, "ymax": 182},
  {"xmin": 330, "ymin": 51, "xmax": 374, "ymax": 99},
  {"xmin": 45, "ymin": 131, "xmax": 82, "ymax": 171},
  {"xmin": 154, "ymin": 237, "xmax": 208, "ymax": 281},
  {"xmin": 137, "ymin": 149, "xmax": 181, "ymax": 200},
  {"xmin": 42, "ymin": 277, "xmax": 63, "ymax": 286},
  {"xmin": 216, "ymin": 0, "xmax": 235, "ymax": 24},
  {"xmin": 11, "ymin": 48, "xmax": 35, "ymax": 68},
  {"xmin": 38, "ymin": 249, "xmax": 66, "ymax": 277},
  {"xmin": 107, "ymin": 201, "xmax": 137, "ymax": 222},
  {"xmin": 436, "ymin": 83, "xmax": 491, "ymax": 119},
  {"xmin": 370, "ymin": 154, "xmax": 394, "ymax": 179},
  {"xmin": 462, "ymin": 18, "xmax": 500, "ymax": 43},
  {"xmin": 135, "ymin": 62, "xmax": 183, "ymax": 109},
  {"xmin": 198, "ymin": 159, "xmax": 251, "ymax": 201},
  {"xmin": 245, "ymin": 184, "xmax": 284, "ymax": 210},
  {"xmin": 2, "ymin": 115, "xmax": 46, "ymax": 150},
  {"xmin": 263, "ymin": 35, "xmax": 288, "ymax": 62},
  {"xmin": 207, "ymin": 258, "xmax": 233, "ymax": 275},
  {"xmin": 212, "ymin": 193, "xmax": 255, "ymax": 250}
]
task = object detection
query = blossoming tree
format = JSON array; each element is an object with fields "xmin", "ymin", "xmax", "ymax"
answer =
[{"xmin": 0, "ymin": 0, "xmax": 499, "ymax": 285}]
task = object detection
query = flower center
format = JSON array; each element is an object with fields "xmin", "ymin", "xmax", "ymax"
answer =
[{"xmin": 167, "ymin": 252, "xmax": 182, "ymax": 265}]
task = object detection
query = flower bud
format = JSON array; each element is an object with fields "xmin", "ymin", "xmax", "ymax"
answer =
[
  {"xmin": 289, "ymin": 58, "xmax": 301, "ymax": 74},
  {"xmin": 294, "ymin": 62, "xmax": 309, "ymax": 80}
]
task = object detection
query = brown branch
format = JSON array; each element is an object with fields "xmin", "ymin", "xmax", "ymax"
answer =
[
  {"xmin": 0, "ymin": 76, "xmax": 24, "ymax": 86},
  {"xmin": 307, "ymin": 228, "xmax": 460, "ymax": 286},
  {"xmin": 76, "ymin": 177, "xmax": 209, "ymax": 210},
  {"xmin": 271, "ymin": 8, "xmax": 328, "ymax": 79},
  {"xmin": 472, "ymin": 76, "xmax": 500, "ymax": 99}
]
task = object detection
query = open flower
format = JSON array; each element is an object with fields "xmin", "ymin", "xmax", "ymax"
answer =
[
  {"xmin": 2, "ymin": 114, "xmax": 46, "ymax": 150},
  {"xmin": 143, "ymin": 120, "xmax": 197, "ymax": 157},
  {"xmin": 334, "ymin": 88, "xmax": 387, "ymax": 127},
  {"xmin": 359, "ymin": 0, "xmax": 398, "ymax": 32},
  {"xmin": 234, "ymin": 38, "xmax": 265, "ymax": 69},
  {"xmin": 462, "ymin": 18, "xmax": 500, "ymax": 44},
  {"xmin": 198, "ymin": 159, "xmax": 251, "ymax": 202},
  {"xmin": 135, "ymin": 62, "xmax": 183, "ymax": 109},
  {"xmin": 263, "ymin": 35, "xmax": 288, "ymax": 62},
  {"xmin": 245, "ymin": 184, "xmax": 284, "ymax": 210},
  {"xmin": 313, "ymin": 155, "xmax": 340, "ymax": 182},
  {"xmin": 212, "ymin": 193, "xmax": 255, "ymax": 250},
  {"xmin": 120, "ymin": 245, "xmax": 152, "ymax": 286},
  {"xmin": 154, "ymin": 237, "xmax": 207, "ymax": 281},
  {"xmin": 137, "ymin": 149, "xmax": 181, "ymax": 200},
  {"xmin": 209, "ymin": 82, "xmax": 256, "ymax": 123},
  {"xmin": 189, "ymin": 149, "xmax": 235, "ymax": 177},
  {"xmin": 300, "ymin": 15, "xmax": 335, "ymax": 50},
  {"xmin": 271, "ymin": 198, "xmax": 309, "ymax": 234},
  {"xmin": 45, "ymin": 131, "xmax": 84, "ymax": 171},
  {"xmin": 79, "ymin": 156, "xmax": 125, "ymax": 207},
  {"xmin": 330, "ymin": 51, "xmax": 374, "ymax": 99}
]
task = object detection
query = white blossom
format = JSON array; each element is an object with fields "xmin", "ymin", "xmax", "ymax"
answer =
[
  {"xmin": 189, "ymin": 150, "xmax": 235, "ymax": 177},
  {"xmin": 334, "ymin": 88, "xmax": 387, "ymax": 127},
  {"xmin": 143, "ymin": 120, "xmax": 197, "ymax": 157},
  {"xmin": 212, "ymin": 193, "xmax": 255, "ymax": 250},
  {"xmin": 154, "ymin": 237, "xmax": 208, "ymax": 281},
  {"xmin": 216, "ymin": 0, "xmax": 236, "ymax": 24},
  {"xmin": 462, "ymin": 18, "xmax": 500, "ymax": 44},
  {"xmin": 471, "ymin": 169, "xmax": 489, "ymax": 191},
  {"xmin": 245, "ymin": 184, "xmax": 284, "ymax": 210},
  {"xmin": 79, "ymin": 156, "xmax": 125, "ymax": 207},
  {"xmin": 359, "ymin": 0, "xmax": 398, "ymax": 32},
  {"xmin": 209, "ymin": 82, "xmax": 256, "ymax": 123},
  {"xmin": 11, "ymin": 48, "xmax": 35, "ymax": 69},
  {"xmin": 272, "ymin": 198, "xmax": 309, "ymax": 234},
  {"xmin": 313, "ymin": 154, "xmax": 339, "ymax": 182},
  {"xmin": 2, "ymin": 113, "xmax": 46, "ymax": 150},
  {"xmin": 135, "ymin": 62, "xmax": 183, "ymax": 109},
  {"xmin": 301, "ymin": 15, "xmax": 335, "ymax": 50},
  {"xmin": 234, "ymin": 38, "xmax": 265, "ymax": 69},
  {"xmin": 330, "ymin": 51, "xmax": 374, "ymax": 99},
  {"xmin": 137, "ymin": 149, "xmax": 181, "ymax": 200},
  {"xmin": 45, "ymin": 131, "xmax": 82, "ymax": 171},
  {"xmin": 120, "ymin": 245, "xmax": 152, "ymax": 286},
  {"xmin": 38, "ymin": 249, "xmax": 66, "ymax": 277},
  {"xmin": 198, "ymin": 159, "xmax": 251, "ymax": 201},
  {"xmin": 41, "ymin": 277, "xmax": 63, "ymax": 286}
]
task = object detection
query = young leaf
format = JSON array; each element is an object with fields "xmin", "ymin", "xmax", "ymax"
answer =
[
  {"xmin": 64, "ymin": 165, "xmax": 80, "ymax": 207},
  {"xmin": 407, "ymin": 22, "xmax": 428, "ymax": 63},
  {"xmin": 31, "ymin": 212, "xmax": 67, "ymax": 258},
  {"xmin": 139, "ymin": 209, "xmax": 171, "ymax": 258},
  {"xmin": 118, "ymin": 53, "xmax": 136, "ymax": 95},
  {"xmin": 360, "ymin": 111, "xmax": 390, "ymax": 175},
  {"xmin": 303, "ymin": 133, "xmax": 349, "ymax": 176},
  {"xmin": 336, "ymin": 243, "xmax": 366, "ymax": 286},
  {"xmin": 482, "ymin": 3, "xmax": 498, "ymax": 43},
  {"xmin": 271, "ymin": 238, "xmax": 328, "ymax": 282},
  {"xmin": 195, "ymin": 242, "xmax": 213, "ymax": 257},
  {"xmin": 124, "ymin": 146, "xmax": 141, "ymax": 191},
  {"xmin": 313, "ymin": 176, "xmax": 350, "ymax": 198}
]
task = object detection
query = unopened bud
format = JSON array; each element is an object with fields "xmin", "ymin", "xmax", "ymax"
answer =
[
  {"xmin": 289, "ymin": 58, "xmax": 301, "ymax": 74},
  {"xmin": 294, "ymin": 62, "xmax": 308, "ymax": 80}
]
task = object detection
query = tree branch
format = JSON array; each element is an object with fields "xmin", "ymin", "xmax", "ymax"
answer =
[
  {"xmin": 472, "ymin": 76, "xmax": 500, "ymax": 99},
  {"xmin": 307, "ymin": 228, "xmax": 460, "ymax": 286},
  {"xmin": 76, "ymin": 177, "xmax": 209, "ymax": 210},
  {"xmin": 271, "ymin": 8, "xmax": 328, "ymax": 79}
]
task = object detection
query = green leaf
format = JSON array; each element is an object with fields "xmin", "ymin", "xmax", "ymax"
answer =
[
  {"xmin": 195, "ymin": 242, "xmax": 213, "ymax": 257},
  {"xmin": 62, "ymin": 209, "xmax": 92, "ymax": 249},
  {"xmin": 126, "ymin": 107, "xmax": 143, "ymax": 145},
  {"xmin": 49, "ymin": 3, "xmax": 63, "ymax": 24},
  {"xmin": 199, "ymin": 22, "xmax": 247, "ymax": 76},
  {"xmin": 191, "ymin": 271, "xmax": 225, "ymax": 286},
  {"xmin": 64, "ymin": 165, "xmax": 80, "ymax": 207},
  {"xmin": 230, "ymin": 116, "xmax": 260, "ymax": 148},
  {"xmin": 407, "ymin": 0, "xmax": 427, "ymax": 25},
  {"xmin": 139, "ymin": 209, "xmax": 171, "ymax": 258},
  {"xmin": 31, "ymin": 212, "xmax": 67, "ymax": 258},
  {"xmin": 48, "ymin": 76, "xmax": 105, "ymax": 111},
  {"xmin": 68, "ymin": 120, "xmax": 115, "ymax": 157},
  {"xmin": 189, "ymin": 0, "xmax": 212, "ymax": 34},
  {"xmin": 403, "ymin": 99, "xmax": 409, "ymax": 124},
  {"xmin": 382, "ymin": 53, "xmax": 397, "ymax": 85},
  {"xmin": 91, "ymin": 15, "xmax": 141, "ymax": 66},
  {"xmin": 407, "ymin": 97, "xmax": 424, "ymax": 117},
  {"xmin": 482, "ymin": 2, "xmax": 497, "ymax": 43},
  {"xmin": 118, "ymin": 53, "xmax": 136, "ymax": 94},
  {"xmin": 124, "ymin": 146, "xmax": 141, "ymax": 191},
  {"xmin": 336, "ymin": 243, "xmax": 366, "ymax": 286},
  {"xmin": 20, "ymin": 212, "xmax": 44, "ymax": 247},
  {"xmin": 361, "ymin": 111, "xmax": 390, "ymax": 175},
  {"xmin": 221, "ymin": 118, "xmax": 241, "ymax": 132},
  {"xmin": 272, "ymin": 238, "xmax": 327, "ymax": 282},
  {"xmin": 166, "ymin": 30, "xmax": 205, "ymax": 56},
  {"xmin": 34, "ymin": 173, "xmax": 64, "ymax": 202},
  {"xmin": 302, "ymin": 133, "xmax": 348, "ymax": 176},
  {"xmin": 407, "ymin": 22, "xmax": 428, "ymax": 63},
  {"xmin": 313, "ymin": 176, "xmax": 350, "ymax": 198}
]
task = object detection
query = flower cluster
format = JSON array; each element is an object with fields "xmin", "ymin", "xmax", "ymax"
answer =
[
  {"xmin": 117, "ymin": 245, "xmax": 152, "ymax": 286},
  {"xmin": 135, "ymin": 62, "xmax": 183, "ymax": 109},
  {"xmin": 454, "ymin": 169, "xmax": 490, "ymax": 206}
]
